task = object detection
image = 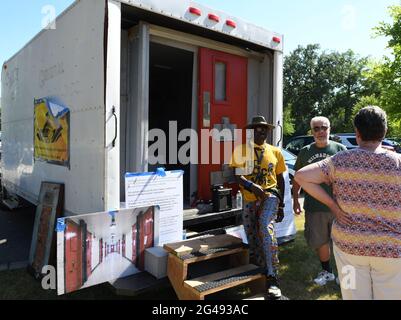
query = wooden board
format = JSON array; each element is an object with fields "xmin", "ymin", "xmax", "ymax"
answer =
[
  {"xmin": 163, "ymin": 234, "xmax": 243, "ymax": 256},
  {"xmin": 184, "ymin": 264, "xmax": 259, "ymax": 288},
  {"xmin": 184, "ymin": 264, "xmax": 264, "ymax": 297}
]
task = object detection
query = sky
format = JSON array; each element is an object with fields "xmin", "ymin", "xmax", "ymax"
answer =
[{"xmin": 0, "ymin": 0, "xmax": 400, "ymax": 94}]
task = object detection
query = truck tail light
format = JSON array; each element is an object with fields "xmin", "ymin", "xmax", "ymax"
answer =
[
  {"xmin": 208, "ymin": 14, "xmax": 220, "ymax": 23},
  {"xmin": 226, "ymin": 20, "xmax": 236, "ymax": 28},
  {"xmin": 189, "ymin": 7, "xmax": 201, "ymax": 16},
  {"xmin": 273, "ymin": 37, "xmax": 281, "ymax": 44}
]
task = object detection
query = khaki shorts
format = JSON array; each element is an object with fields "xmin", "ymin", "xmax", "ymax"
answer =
[
  {"xmin": 334, "ymin": 244, "xmax": 401, "ymax": 300},
  {"xmin": 304, "ymin": 211, "xmax": 335, "ymax": 250}
]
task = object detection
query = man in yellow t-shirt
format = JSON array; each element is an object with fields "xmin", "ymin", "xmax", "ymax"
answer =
[{"xmin": 230, "ymin": 116, "xmax": 287, "ymax": 299}]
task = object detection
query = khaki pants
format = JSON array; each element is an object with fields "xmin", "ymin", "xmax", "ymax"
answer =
[{"xmin": 334, "ymin": 244, "xmax": 401, "ymax": 300}]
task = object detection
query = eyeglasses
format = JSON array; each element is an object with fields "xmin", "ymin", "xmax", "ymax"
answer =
[{"xmin": 313, "ymin": 126, "xmax": 329, "ymax": 133}]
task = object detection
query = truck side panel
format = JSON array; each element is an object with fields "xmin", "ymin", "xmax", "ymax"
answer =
[
  {"xmin": 1, "ymin": 0, "xmax": 106, "ymax": 215},
  {"xmin": 104, "ymin": 0, "xmax": 121, "ymax": 211}
]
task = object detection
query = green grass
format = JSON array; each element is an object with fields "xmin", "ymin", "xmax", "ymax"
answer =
[
  {"xmin": 278, "ymin": 215, "xmax": 341, "ymax": 300},
  {"xmin": 0, "ymin": 215, "xmax": 341, "ymax": 300},
  {"xmin": 0, "ymin": 270, "xmax": 176, "ymax": 300}
]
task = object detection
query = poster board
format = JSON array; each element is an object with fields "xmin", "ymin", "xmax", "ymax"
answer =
[
  {"xmin": 125, "ymin": 170, "xmax": 184, "ymax": 246},
  {"xmin": 34, "ymin": 97, "xmax": 70, "ymax": 167},
  {"xmin": 56, "ymin": 206, "xmax": 157, "ymax": 295},
  {"xmin": 28, "ymin": 182, "xmax": 64, "ymax": 278}
]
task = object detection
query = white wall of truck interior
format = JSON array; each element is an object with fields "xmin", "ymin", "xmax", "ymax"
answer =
[{"xmin": 1, "ymin": 0, "xmax": 106, "ymax": 215}]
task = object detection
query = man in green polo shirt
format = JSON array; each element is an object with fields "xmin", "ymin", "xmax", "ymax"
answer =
[{"xmin": 292, "ymin": 117, "xmax": 346, "ymax": 286}]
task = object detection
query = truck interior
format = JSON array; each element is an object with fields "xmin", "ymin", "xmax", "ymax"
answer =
[
  {"xmin": 148, "ymin": 42, "xmax": 194, "ymax": 203},
  {"xmin": 119, "ymin": 4, "xmax": 275, "ymax": 210},
  {"xmin": 119, "ymin": 7, "xmax": 198, "ymax": 207}
]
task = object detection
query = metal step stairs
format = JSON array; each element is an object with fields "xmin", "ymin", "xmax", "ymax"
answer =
[{"xmin": 163, "ymin": 234, "xmax": 266, "ymax": 300}]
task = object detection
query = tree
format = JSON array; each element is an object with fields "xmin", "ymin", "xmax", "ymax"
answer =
[
  {"xmin": 284, "ymin": 44, "xmax": 334, "ymax": 135},
  {"xmin": 283, "ymin": 104, "xmax": 295, "ymax": 139},
  {"xmin": 370, "ymin": 5, "xmax": 401, "ymax": 136},
  {"xmin": 284, "ymin": 45, "xmax": 377, "ymax": 135}
]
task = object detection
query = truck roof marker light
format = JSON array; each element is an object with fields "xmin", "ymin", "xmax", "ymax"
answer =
[
  {"xmin": 272, "ymin": 37, "xmax": 281, "ymax": 44},
  {"xmin": 189, "ymin": 7, "xmax": 202, "ymax": 16},
  {"xmin": 208, "ymin": 14, "xmax": 220, "ymax": 23},
  {"xmin": 3, "ymin": 64, "xmax": 6, "ymax": 70},
  {"xmin": 226, "ymin": 20, "xmax": 236, "ymax": 28}
]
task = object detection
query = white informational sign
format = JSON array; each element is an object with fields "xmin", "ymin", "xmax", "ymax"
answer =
[
  {"xmin": 274, "ymin": 171, "xmax": 297, "ymax": 239},
  {"xmin": 125, "ymin": 170, "xmax": 184, "ymax": 246}
]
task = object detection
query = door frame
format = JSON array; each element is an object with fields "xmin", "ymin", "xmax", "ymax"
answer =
[
  {"xmin": 124, "ymin": 23, "xmax": 268, "ymax": 205},
  {"xmin": 149, "ymin": 35, "xmax": 198, "ymax": 205}
]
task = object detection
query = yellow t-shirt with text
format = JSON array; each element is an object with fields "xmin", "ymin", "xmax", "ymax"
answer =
[{"xmin": 230, "ymin": 142, "xmax": 287, "ymax": 202}]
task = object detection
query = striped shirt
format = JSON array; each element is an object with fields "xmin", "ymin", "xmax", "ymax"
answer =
[{"xmin": 319, "ymin": 148, "xmax": 401, "ymax": 258}]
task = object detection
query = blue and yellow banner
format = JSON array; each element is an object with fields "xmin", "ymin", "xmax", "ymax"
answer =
[{"xmin": 34, "ymin": 98, "xmax": 70, "ymax": 167}]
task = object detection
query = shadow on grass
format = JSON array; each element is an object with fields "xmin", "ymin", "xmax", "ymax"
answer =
[
  {"xmin": 0, "ymin": 268, "xmax": 177, "ymax": 300},
  {"xmin": 278, "ymin": 228, "xmax": 341, "ymax": 300}
]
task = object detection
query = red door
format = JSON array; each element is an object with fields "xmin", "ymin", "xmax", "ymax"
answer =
[
  {"xmin": 86, "ymin": 232, "xmax": 92, "ymax": 279},
  {"xmin": 65, "ymin": 221, "xmax": 82, "ymax": 294},
  {"xmin": 132, "ymin": 224, "xmax": 137, "ymax": 265},
  {"xmin": 198, "ymin": 48, "xmax": 248, "ymax": 201},
  {"xmin": 138, "ymin": 208, "xmax": 154, "ymax": 271},
  {"xmin": 32, "ymin": 206, "xmax": 52, "ymax": 273}
]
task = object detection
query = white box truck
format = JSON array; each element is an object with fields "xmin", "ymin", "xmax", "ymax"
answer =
[{"xmin": 1, "ymin": 0, "xmax": 284, "ymax": 217}]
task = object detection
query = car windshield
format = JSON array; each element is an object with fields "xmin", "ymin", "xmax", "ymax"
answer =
[{"xmin": 281, "ymin": 149, "xmax": 297, "ymax": 161}]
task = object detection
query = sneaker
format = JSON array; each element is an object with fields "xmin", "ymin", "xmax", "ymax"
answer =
[
  {"xmin": 313, "ymin": 270, "xmax": 336, "ymax": 286},
  {"xmin": 266, "ymin": 276, "xmax": 282, "ymax": 299}
]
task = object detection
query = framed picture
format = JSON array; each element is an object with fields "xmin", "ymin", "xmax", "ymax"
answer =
[
  {"xmin": 28, "ymin": 182, "xmax": 64, "ymax": 278},
  {"xmin": 56, "ymin": 206, "xmax": 157, "ymax": 295}
]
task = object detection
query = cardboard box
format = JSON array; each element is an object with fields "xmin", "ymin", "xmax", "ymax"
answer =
[{"xmin": 145, "ymin": 246, "xmax": 168, "ymax": 279}]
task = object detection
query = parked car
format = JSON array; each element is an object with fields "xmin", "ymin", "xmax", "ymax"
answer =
[
  {"xmin": 388, "ymin": 137, "xmax": 401, "ymax": 144},
  {"xmin": 332, "ymin": 133, "xmax": 398, "ymax": 152},
  {"xmin": 282, "ymin": 148, "xmax": 296, "ymax": 184},
  {"xmin": 332, "ymin": 133, "xmax": 358, "ymax": 150},
  {"xmin": 385, "ymin": 138, "xmax": 401, "ymax": 153},
  {"xmin": 284, "ymin": 134, "xmax": 340, "ymax": 155},
  {"xmin": 381, "ymin": 140, "xmax": 398, "ymax": 152},
  {"xmin": 284, "ymin": 136, "xmax": 314, "ymax": 156}
]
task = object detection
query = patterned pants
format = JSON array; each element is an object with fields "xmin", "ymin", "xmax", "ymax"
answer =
[{"xmin": 243, "ymin": 196, "xmax": 279, "ymax": 277}]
